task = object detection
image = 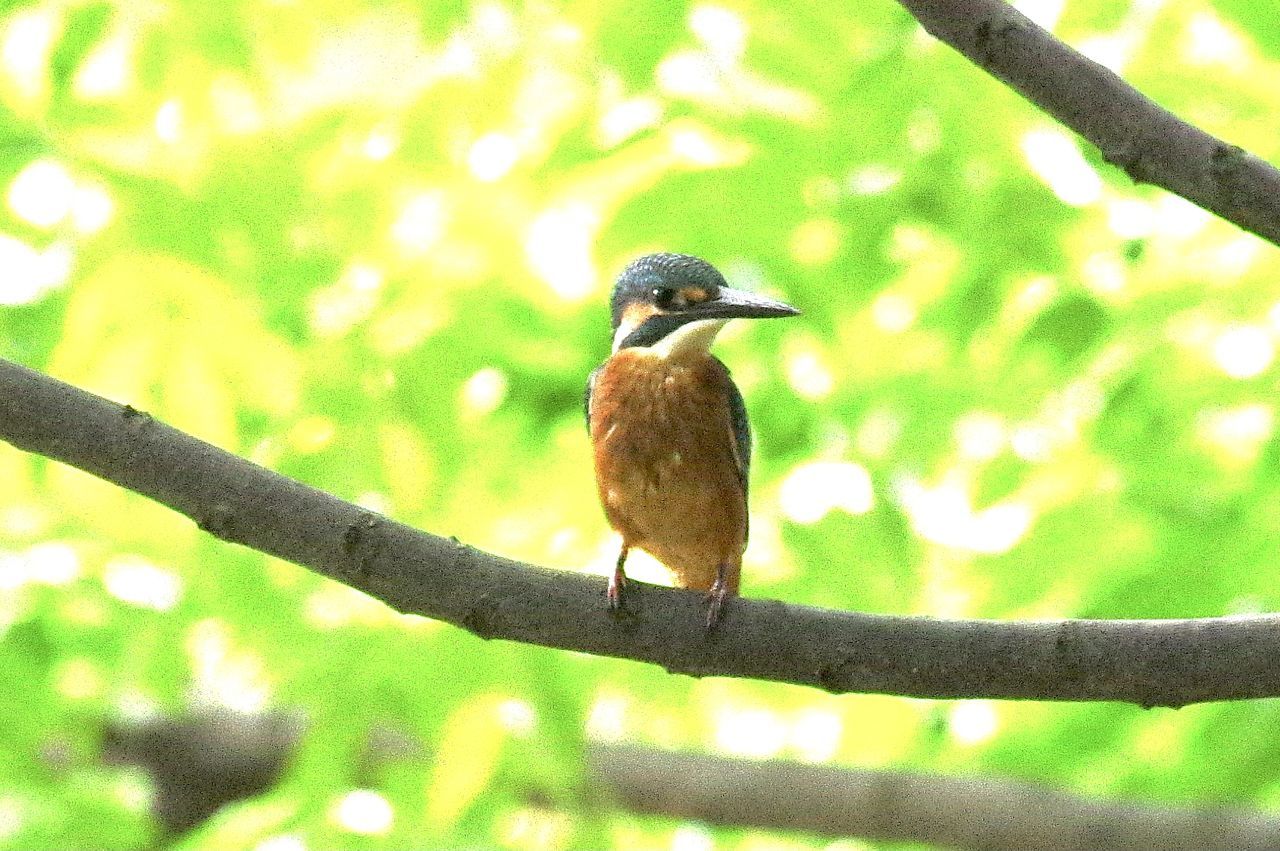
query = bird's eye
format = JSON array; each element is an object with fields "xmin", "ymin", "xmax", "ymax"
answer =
[{"xmin": 652, "ymin": 287, "xmax": 677, "ymax": 308}]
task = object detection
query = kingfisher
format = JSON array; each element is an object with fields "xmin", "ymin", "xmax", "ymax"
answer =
[{"xmin": 586, "ymin": 253, "xmax": 800, "ymax": 627}]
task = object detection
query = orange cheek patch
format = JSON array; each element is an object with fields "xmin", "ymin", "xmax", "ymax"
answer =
[
  {"xmin": 679, "ymin": 286, "xmax": 709, "ymax": 305},
  {"xmin": 619, "ymin": 303, "xmax": 658, "ymax": 335}
]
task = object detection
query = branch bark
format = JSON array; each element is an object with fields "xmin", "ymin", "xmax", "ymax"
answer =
[
  {"xmin": 590, "ymin": 745, "xmax": 1280, "ymax": 850},
  {"xmin": 896, "ymin": 0, "xmax": 1280, "ymax": 249},
  {"xmin": 4, "ymin": 355, "xmax": 1280, "ymax": 707}
]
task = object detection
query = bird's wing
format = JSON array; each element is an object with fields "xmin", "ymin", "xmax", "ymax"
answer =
[
  {"xmin": 584, "ymin": 364, "xmax": 601, "ymax": 432},
  {"xmin": 726, "ymin": 374, "xmax": 752, "ymax": 497}
]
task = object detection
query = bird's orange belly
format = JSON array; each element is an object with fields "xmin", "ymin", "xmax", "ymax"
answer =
[{"xmin": 590, "ymin": 353, "xmax": 745, "ymax": 591}]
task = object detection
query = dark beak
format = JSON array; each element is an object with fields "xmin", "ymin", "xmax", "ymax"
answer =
[{"xmin": 694, "ymin": 286, "xmax": 801, "ymax": 321}]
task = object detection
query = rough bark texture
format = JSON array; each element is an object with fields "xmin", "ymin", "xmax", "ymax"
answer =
[
  {"xmin": 5, "ymin": 356, "xmax": 1280, "ymax": 706},
  {"xmin": 897, "ymin": 0, "xmax": 1280, "ymax": 248}
]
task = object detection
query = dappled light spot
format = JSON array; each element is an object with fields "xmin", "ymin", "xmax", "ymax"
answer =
[
  {"xmin": 948, "ymin": 700, "xmax": 999, "ymax": 746},
  {"xmin": 332, "ymin": 790, "xmax": 394, "ymax": 836},
  {"xmin": 24, "ymin": 541, "xmax": 80, "ymax": 586},
  {"xmin": 906, "ymin": 107, "xmax": 942, "ymax": 154},
  {"xmin": 667, "ymin": 126, "xmax": 729, "ymax": 165},
  {"xmin": 847, "ymin": 164, "xmax": 902, "ymax": 196},
  {"xmin": 1, "ymin": 8, "xmax": 56, "ymax": 98},
  {"xmin": 0, "ymin": 797, "xmax": 21, "ymax": 844},
  {"xmin": 54, "ymin": 657, "xmax": 104, "ymax": 701},
  {"xmin": 74, "ymin": 31, "xmax": 132, "ymax": 99},
  {"xmin": 658, "ymin": 8, "xmax": 817, "ymax": 121},
  {"xmin": 304, "ymin": 581, "xmax": 396, "ymax": 630},
  {"xmin": 253, "ymin": 835, "xmax": 306, "ymax": 851},
  {"xmin": 899, "ymin": 480, "xmax": 1034, "ymax": 554},
  {"xmin": 1212, "ymin": 324, "xmax": 1273, "ymax": 379},
  {"xmin": 598, "ymin": 95, "xmax": 662, "ymax": 147},
  {"xmin": 1185, "ymin": 11, "xmax": 1247, "ymax": 69},
  {"xmin": 210, "ymin": 74, "xmax": 265, "ymax": 136},
  {"xmin": 779, "ymin": 461, "xmax": 874, "ymax": 524},
  {"xmin": 954, "ymin": 412, "xmax": 1006, "ymax": 461},
  {"xmin": 154, "ymin": 99, "xmax": 182, "ymax": 144},
  {"xmin": 111, "ymin": 772, "xmax": 154, "ymax": 815},
  {"xmin": 285, "ymin": 416, "xmax": 336, "ymax": 454},
  {"xmin": 871, "ymin": 292, "xmax": 916, "ymax": 332},
  {"xmin": 1010, "ymin": 424, "xmax": 1053, "ymax": 463},
  {"xmin": 783, "ymin": 342, "xmax": 835, "ymax": 400},
  {"xmin": 1082, "ymin": 251, "xmax": 1126, "ymax": 295},
  {"xmin": 187, "ymin": 619, "xmax": 272, "ymax": 714},
  {"xmin": 741, "ymin": 513, "xmax": 794, "ymax": 583},
  {"xmin": 657, "ymin": 51, "xmax": 723, "ymax": 102},
  {"xmin": 789, "ymin": 707, "xmax": 842, "ymax": 763},
  {"xmin": 0, "ymin": 505, "xmax": 45, "ymax": 538},
  {"xmin": 1020, "ymin": 128, "xmax": 1102, "ymax": 207},
  {"xmin": 1106, "ymin": 197, "xmax": 1156, "ymax": 239},
  {"xmin": 1076, "ymin": 34, "xmax": 1129, "ymax": 74},
  {"xmin": 498, "ymin": 698, "xmax": 536, "ymax": 736},
  {"xmin": 308, "ymin": 263, "xmax": 384, "ymax": 338},
  {"xmin": 1012, "ymin": 0, "xmax": 1066, "ymax": 30},
  {"xmin": 503, "ymin": 808, "xmax": 572, "ymax": 850},
  {"xmin": 71, "ymin": 183, "xmax": 115, "ymax": 234},
  {"xmin": 689, "ymin": 5, "xmax": 747, "ymax": 62},
  {"xmin": 468, "ymin": 132, "xmax": 520, "ymax": 182},
  {"xmin": 354, "ymin": 492, "xmax": 391, "ymax": 514},
  {"xmin": 789, "ymin": 218, "xmax": 841, "ymax": 266},
  {"xmin": 363, "ymin": 125, "xmax": 399, "ymax": 161},
  {"xmin": 1154, "ymin": 194, "xmax": 1211, "ymax": 238},
  {"xmin": 8, "ymin": 158, "xmax": 75, "ymax": 228},
  {"xmin": 854, "ymin": 409, "xmax": 902, "ymax": 459},
  {"xmin": 392, "ymin": 191, "xmax": 448, "ymax": 253},
  {"xmin": 672, "ymin": 825, "xmax": 715, "ymax": 851},
  {"xmin": 1196, "ymin": 404, "xmax": 1274, "ymax": 467},
  {"xmin": 460, "ymin": 367, "xmax": 509, "ymax": 417},
  {"xmin": 714, "ymin": 706, "xmax": 787, "ymax": 758},
  {"xmin": 0, "ymin": 236, "xmax": 73, "ymax": 304},
  {"xmin": 0, "ymin": 553, "xmax": 24, "ymax": 593},
  {"xmin": 586, "ymin": 694, "xmax": 628, "ymax": 742},
  {"xmin": 1214, "ymin": 236, "xmax": 1262, "ymax": 277},
  {"xmin": 525, "ymin": 203, "xmax": 597, "ymax": 300},
  {"xmin": 104, "ymin": 556, "xmax": 181, "ymax": 611}
]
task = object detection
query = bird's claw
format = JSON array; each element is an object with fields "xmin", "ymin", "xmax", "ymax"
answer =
[
  {"xmin": 704, "ymin": 579, "xmax": 729, "ymax": 629},
  {"xmin": 606, "ymin": 571, "xmax": 626, "ymax": 611}
]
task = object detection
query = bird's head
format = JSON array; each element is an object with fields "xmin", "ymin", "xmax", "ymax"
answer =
[{"xmin": 609, "ymin": 253, "xmax": 800, "ymax": 356}]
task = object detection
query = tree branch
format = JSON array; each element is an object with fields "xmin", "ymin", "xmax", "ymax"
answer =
[
  {"xmin": 590, "ymin": 745, "xmax": 1280, "ymax": 850},
  {"xmin": 4, "ymin": 355, "xmax": 1280, "ymax": 707},
  {"xmin": 896, "ymin": 0, "xmax": 1280, "ymax": 249}
]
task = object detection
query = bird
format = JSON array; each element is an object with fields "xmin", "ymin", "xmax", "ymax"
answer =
[{"xmin": 585, "ymin": 253, "xmax": 800, "ymax": 627}]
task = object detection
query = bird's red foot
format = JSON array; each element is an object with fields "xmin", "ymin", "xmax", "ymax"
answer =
[
  {"xmin": 606, "ymin": 568, "xmax": 626, "ymax": 610},
  {"xmin": 607, "ymin": 546, "xmax": 629, "ymax": 611}
]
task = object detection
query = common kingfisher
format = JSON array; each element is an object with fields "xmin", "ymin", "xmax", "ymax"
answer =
[{"xmin": 586, "ymin": 253, "xmax": 800, "ymax": 626}]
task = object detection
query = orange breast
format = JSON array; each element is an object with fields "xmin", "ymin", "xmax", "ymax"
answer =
[{"xmin": 589, "ymin": 350, "xmax": 746, "ymax": 591}]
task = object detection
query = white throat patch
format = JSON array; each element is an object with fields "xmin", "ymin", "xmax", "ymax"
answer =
[{"xmin": 651, "ymin": 318, "xmax": 728, "ymax": 358}]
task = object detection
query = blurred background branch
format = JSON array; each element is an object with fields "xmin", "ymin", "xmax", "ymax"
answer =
[
  {"xmin": 101, "ymin": 711, "xmax": 1280, "ymax": 850},
  {"xmin": 589, "ymin": 744, "xmax": 1280, "ymax": 850},
  {"xmin": 897, "ymin": 0, "xmax": 1280, "ymax": 247}
]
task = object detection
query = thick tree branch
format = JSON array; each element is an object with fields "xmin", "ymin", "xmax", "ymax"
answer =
[
  {"xmin": 897, "ymin": 0, "xmax": 1280, "ymax": 249},
  {"xmin": 590, "ymin": 745, "xmax": 1280, "ymax": 850},
  {"xmin": 4, "ymin": 355, "xmax": 1280, "ymax": 707}
]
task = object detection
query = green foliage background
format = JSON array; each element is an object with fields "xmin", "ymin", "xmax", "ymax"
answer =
[{"xmin": 2, "ymin": 0, "xmax": 1279, "ymax": 847}]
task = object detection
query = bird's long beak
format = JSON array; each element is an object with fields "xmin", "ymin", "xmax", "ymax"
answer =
[{"xmin": 694, "ymin": 286, "xmax": 801, "ymax": 321}]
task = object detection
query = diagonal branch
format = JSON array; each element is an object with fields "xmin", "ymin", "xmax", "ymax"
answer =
[
  {"xmin": 4, "ymin": 355, "xmax": 1280, "ymax": 707},
  {"xmin": 896, "ymin": 0, "xmax": 1280, "ymax": 249},
  {"xmin": 590, "ymin": 744, "xmax": 1280, "ymax": 850}
]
